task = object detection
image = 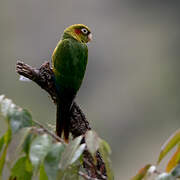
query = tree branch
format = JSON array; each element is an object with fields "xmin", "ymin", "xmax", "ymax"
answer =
[{"xmin": 16, "ymin": 61, "xmax": 106, "ymax": 179}]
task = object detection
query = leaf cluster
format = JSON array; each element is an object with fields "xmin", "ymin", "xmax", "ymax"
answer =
[
  {"xmin": 0, "ymin": 95, "xmax": 113, "ymax": 180},
  {"xmin": 132, "ymin": 129, "xmax": 180, "ymax": 180}
]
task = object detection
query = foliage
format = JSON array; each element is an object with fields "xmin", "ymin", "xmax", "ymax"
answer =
[
  {"xmin": 132, "ymin": 129, "xmax": 180, "ymax": 180},
  {"xmin": 0, "ymin": 95, "xmax": 113, "ymax": 180}
]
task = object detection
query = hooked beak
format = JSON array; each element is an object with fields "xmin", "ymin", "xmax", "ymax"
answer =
[{"xmin": 88, "ymin": 33, "xmax": 92, "ymax": 42}]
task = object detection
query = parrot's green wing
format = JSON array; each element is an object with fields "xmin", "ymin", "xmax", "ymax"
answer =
[{"xmin": 52, "ymin": 38, "xmax": 88, "ymax": 92}]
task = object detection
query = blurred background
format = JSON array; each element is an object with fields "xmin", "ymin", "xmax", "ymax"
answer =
[{"xmin": 1, "ymin": 0, "xmax": 180, "ymax": 179}]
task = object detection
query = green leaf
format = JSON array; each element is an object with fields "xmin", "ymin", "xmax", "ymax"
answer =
[
  {"xmin": 171, "ymin": 163, "xmax": 180, "ymax": 178},
  {"xmin": 22, "ymin": 132, "xmax": 36, "ymax": 155},
  {"xmin": 0, "ymin": 95, "xmax": 34, "ymax": 134},
  {"xmin": 166, "ymin": 145, "xmax": 180, "ymax": 172},
  {"xmin": 71, "ymin": 143, "xmax": 86, "ymax": 164},
  {"xmin": 30, "ymin": 134, "xmax": 52, "ymax": 168},
  {"xmin": 157, "ymin": 129, "xmax": 180, "ymax": 164},
  {"xmin": 85, "ymin": 130, "xmax": 100, "ymax": 157},
  {"xmin": 10, "ymin": 156, "xmax": 33, "ymax": 180},
  {"xmin": 4, "ymin": 127, "xmax": 12, "ymax": 144},
  {"xmin": 0, "ymin": 136, "xmax": 4, "ymax": 153},
  {"xmin": 0, "ymin": 128, "xmax": 12, "ymax": 177},
  {"xmin": 57, "ymin": 164, "xmax": 80, "ymax": 180},
  {"xmin": 131, "ymin": 164, "xmax": 151, "ymax": 180},
  {"xmin": 100, "ymin": 139, "xmax": 111, "ymax": 154},
  {"xmin": 59, "ymin": 136, "xmax": 82, "ymax": 170},
  {"xmin": 0, "ymin": 95, "xmax": 14, "ymax": 117},
  {"xmin": 99, "ymin": 139, "xmax": 114, "ymax": 180},
  {"xmin": 155, "ymin": 173, "xmax": 174, "ymax": 180},
  {"xmin": 44, "ymin": 143, "xmax": 65, "ymax": 180},
  {"xmin": 0, "ymin": 144, "xmax": 8, "ymax": 177},
  {"xmin": 39, "ymin": 164, "xmax": 48, "ymax": 180},
  {"xmin": 8, "ymin": 109, "xmax": 33, "ymax": 134}
]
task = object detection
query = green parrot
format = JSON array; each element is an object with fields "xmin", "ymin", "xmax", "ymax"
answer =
[{"xmin": 52, "ymin": 24, "xmax": 92, "ymax": 141}]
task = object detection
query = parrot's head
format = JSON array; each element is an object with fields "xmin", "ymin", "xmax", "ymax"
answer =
[{"xmin": 64, "ymin": 24, "xmax": 92, "ymax": 43}]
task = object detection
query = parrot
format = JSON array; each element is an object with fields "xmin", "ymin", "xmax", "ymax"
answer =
[{"xmin": 52, "ymin": 24, "xmax": 92, "ymax": 142}]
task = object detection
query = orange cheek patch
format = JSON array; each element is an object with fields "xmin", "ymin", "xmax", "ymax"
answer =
[{"xmin": 75, "ymin": 29, "xmax": 81, "ymax": 35}]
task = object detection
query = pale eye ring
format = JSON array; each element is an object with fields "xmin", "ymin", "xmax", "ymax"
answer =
[{"xmin": 81, "ymin": 28, "xmax": 88, "ymax": 35}]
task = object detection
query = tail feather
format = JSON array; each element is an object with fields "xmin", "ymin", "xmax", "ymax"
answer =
[
  {"xmin": 56, "ymin": 99, "xmax": 73, "ymax": 142},
  {"xmin": 56, "ymin": 103, "xmax": 64, "ymax": 138},
  {"xmin": 54, "ymin": 75, "xmax": 76, "ymax": 142},
  {"xmin": 64, "ymin": 115, "xmax": 70, "ymax": 142}
]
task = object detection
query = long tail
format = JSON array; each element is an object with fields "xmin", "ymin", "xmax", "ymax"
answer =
[{"xmin": 56, "ymin": 99, "xmax": 73, "ymax": 142}]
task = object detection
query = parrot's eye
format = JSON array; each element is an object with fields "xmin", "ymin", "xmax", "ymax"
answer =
[{"xmin": 81, "ymin": 28, "xmax": 88, "ymax": 35}]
